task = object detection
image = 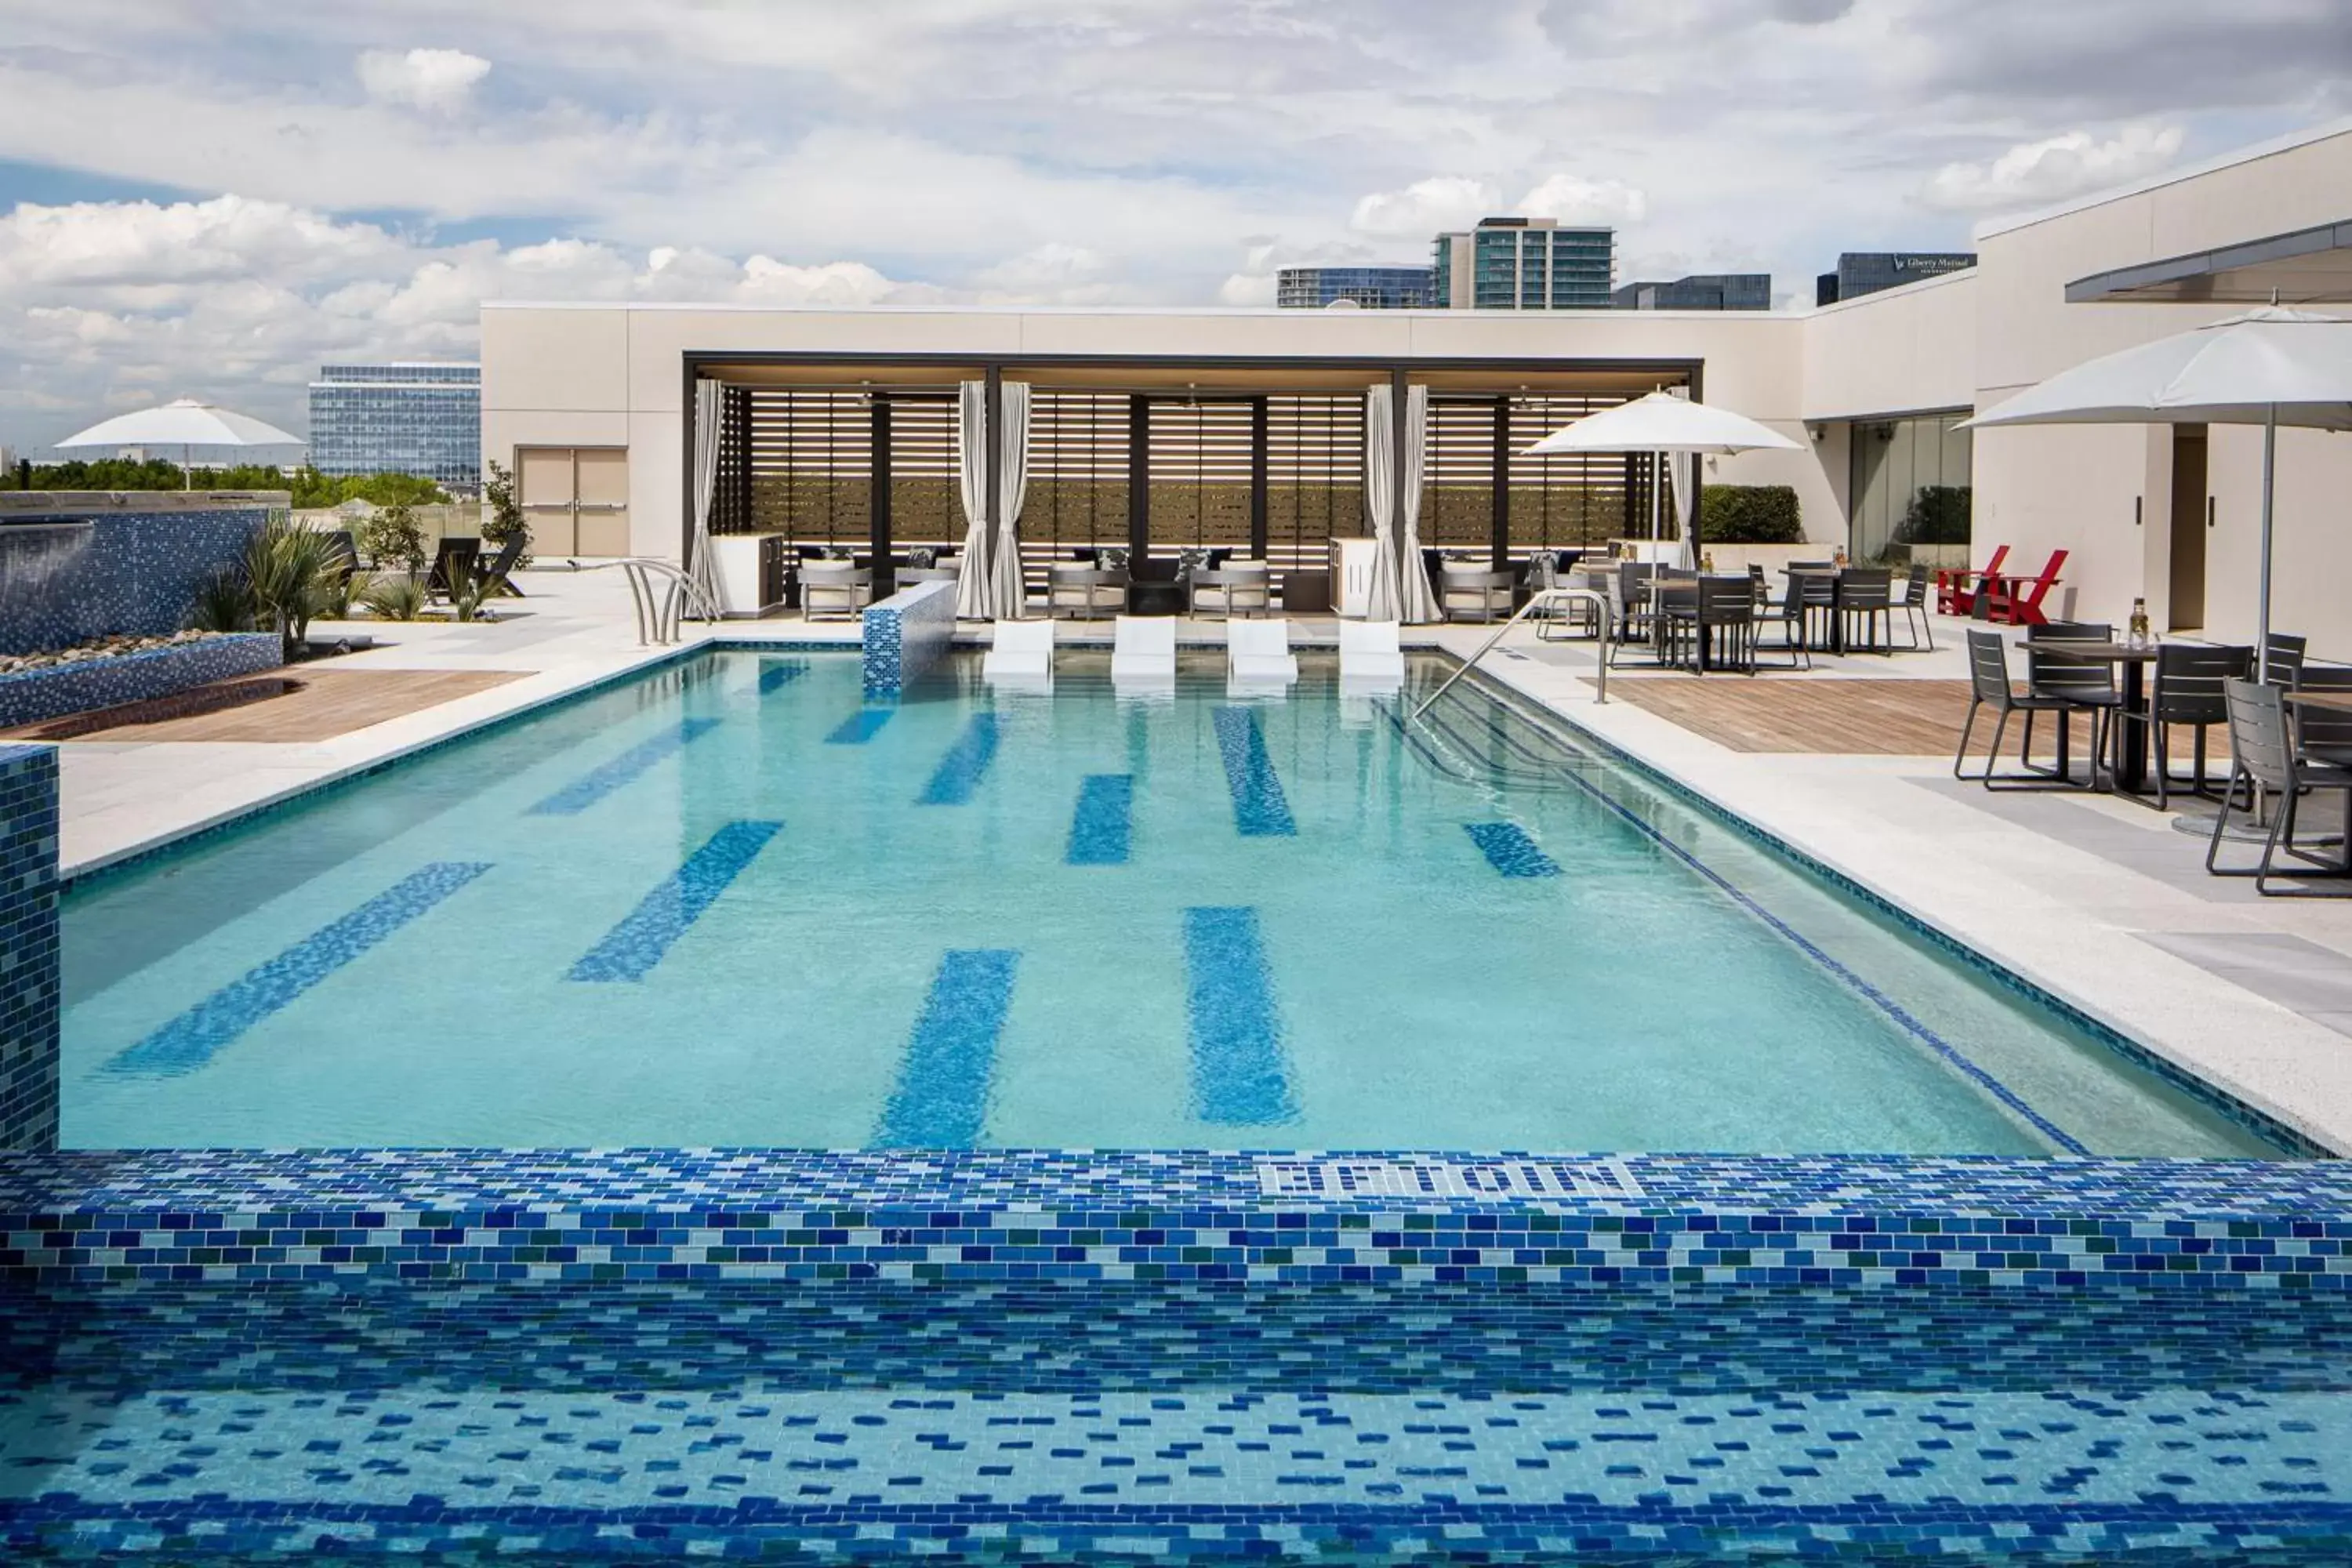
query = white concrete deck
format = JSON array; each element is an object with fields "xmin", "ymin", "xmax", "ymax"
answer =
[{"xmin": 39, "ymin": 575, "xmax": 2352, "ymax": 1152}]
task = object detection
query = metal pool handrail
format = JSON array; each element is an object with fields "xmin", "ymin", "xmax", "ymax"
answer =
[
  {"xmin": 1412, "ymin": 586, "xmax": 1610, "ymax": 720},
  {"xmin": 563, "ymin": 557, "xmax": 720, "ymax": 645}
]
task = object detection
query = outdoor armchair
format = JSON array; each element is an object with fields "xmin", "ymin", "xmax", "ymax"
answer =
[
  {"xmin": 2150, "ymin": 643, "xmax": 2252, "ymax": 808},
  {"xmin": 2207, "ymin": 677, "xmax": 2352, "ymax": 895},
  {"xmin": 1896, "ymin": 572, "xmax": 1933, "ymax": 651},
  {"xmin": 1955, "ymin": 629, "xmax": 2082, "ymax": 789}
]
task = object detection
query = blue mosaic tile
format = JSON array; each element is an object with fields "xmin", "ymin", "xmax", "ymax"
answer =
[
  {"xmin": 756, "ymin": 657, "xmax": 808, "ymax": 694},
  {"xmin": 0, "ymin": 499, "xmax": 272, "ymax": 658},
  {"xmin": 525, "ymin": 717, "xmax": 722, "ymax": 816},
  {"xmin": 103, "ymin": 861, "xmax": 492, "ymax": 1078},
  {"xmin": 0, "ymin": 744, "xmax": 59, "ymax": 1152},
  {"xmin": 1210, "ymin": 707, "xmax": 1295, "ymax": 837},
  {"xmin": 862, "ymin": 579, "xmax": 956, "ymax": 696},
  {"xmin": 872, "ymin": 950, "xmax": 1019, "ymax": 1148},
  {"xmin": 1067, "ymin": 774, "xmax": 1134, "ymax": 866},
  {"xmin": 1465, "ymin": 821, "xmax": 1561, "ymax": 878},
  {"xmin": 567, "ymin": 822, "xmax": 780, "ymax": 984},
  {"xmin": 919, "ymin": 713, "xmax": 1003, "ymax": 805},
  {"xmin": 1183, "ymin": 909, "xmax": 1298, "ymax": 1127},
  {"xmin": 827, "ymin": 706, "xmax": 895, "ymax": 744},
  {"xmin": 0, "ymin": 631, "xmax": 282, "ymax": 728}
]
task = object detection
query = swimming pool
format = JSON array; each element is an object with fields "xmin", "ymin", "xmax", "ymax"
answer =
[{"xmin": 57, "ymin": 648, "xmax": 2277, "ymax": 1156}]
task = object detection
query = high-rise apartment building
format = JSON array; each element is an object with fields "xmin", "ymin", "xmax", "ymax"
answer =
[
  {"xmin": 1612, "ymin": 274, "xmax": 1773, "ymax": 310},
  {"xmin": 1432, "ymin": 218, "xmax": 1615, "ymax": 310},
  {"xmin": 1814, "ymin": 252, "xmax": 1976, "ymax": 306},
  {"xmin": 1274, "ymin": 266, "xmax": 1437, "ymax": 309},
  {"xmin": 307, "ymin": 362, "xmax": 481, "ymax": 489}
]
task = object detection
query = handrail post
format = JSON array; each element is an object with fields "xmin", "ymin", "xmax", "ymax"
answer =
[{"xmin": 1410, "ymin": 587, "xmax": 1610, "ymax": 720}]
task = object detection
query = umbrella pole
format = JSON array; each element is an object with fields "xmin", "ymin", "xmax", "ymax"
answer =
[{"xmin": 2258, "ymin": 406, "xmax": 2276, "ymax": 681}]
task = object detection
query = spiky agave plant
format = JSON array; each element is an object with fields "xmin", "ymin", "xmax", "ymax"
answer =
[
  {"xmin": 188, "ymin": 566, "xmax": 255, "ymax": 633},
  {"xmin": 243, "ymin": 517, "xmax": 343, "ymax": 658},
  {"xmin": 359, "ymin": 574, "xmax": 428, "ymax": 622}
]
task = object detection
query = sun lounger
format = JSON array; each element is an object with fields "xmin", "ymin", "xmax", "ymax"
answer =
[
  {"xmin": 1227, "ymin": 618, "xmax": 1298, "ymax": 684},
  {"xmin": 1110, "ymin": 615, "xmax": 1176, "ymax": 697},
  {"xmin": 982, "ymin": 618, "xmax": 1054, "ymax": 684},
  {"xmin": 1338, "ymin": 619, "xmax": 1406, "ymax": 687}
]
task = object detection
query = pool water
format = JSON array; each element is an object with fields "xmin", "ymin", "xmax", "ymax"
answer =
[
  {"xmin": 59, "ymin": 649, "xmax": 2276, "ymax": 1155},
  {"xmin": 3, "ymin": 1279, "xmax": 2348, "ymax": 1562}
]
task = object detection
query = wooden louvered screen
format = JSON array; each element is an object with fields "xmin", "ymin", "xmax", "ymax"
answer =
[
  {"xmin": 884, "ymin": 394, "xmax": 959, "ymax": 547},
  {"xmin": 747, "ymin": 390, "xmax": 872, "ymax": 548},
  {"xmin": 1023, "ymin": 390, "xmax": 1130, "ymax": 586},
  {"xmin": 1264, "ymin": 394, "xmax": 1363, "ymax": 575},
  {"xmin": 1423, "ymin": 396, "xmax": 1501, "ymax": 551},
  {"xmin": 1506, "ymin": 394, "xmax": 1637, "ymax": 550},
  {"xmin": 1145, "ymin": 400, "xmax": 1255, "ymax": 550}
]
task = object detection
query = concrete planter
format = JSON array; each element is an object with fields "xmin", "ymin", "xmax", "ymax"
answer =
[{"xmin": 0, "ymin": 633, "xmax": 283, "ymax": 728}]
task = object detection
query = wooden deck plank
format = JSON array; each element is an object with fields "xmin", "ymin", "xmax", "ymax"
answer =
[{"xmin": 1, "ymin": 668, "xmax": 528, "ymax": 743}]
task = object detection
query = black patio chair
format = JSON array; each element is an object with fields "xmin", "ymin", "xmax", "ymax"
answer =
[
  {"xmin": 2150, "ymin": 643, "xmax": 2252, "ymax": 808},
  {"xmin": 1896, "ymin": 572, "xmax": 1934, "ymax": 651},
  {"xmin": 2020, "ymin": 621, "xmax": 2121, "ymax": 788},
  {"xmin": 476, "ymin": 532, "xmax": 528, "ymax": 598},
  {"xmin": 1955, "ymin": 629, "xmax": 2081, "ymax": 789},
  {"xmin": 1760, "ymin": 571, "xmax": 1813, "ymax": 670},
  {"xmin": 426, "ymin": 536, "xmax": 481, "ymax": 601},
  {"xmin": 2263, "ymin": 631, "xmax": 2309, "ymax": 688},
  {"xmin": 1837, "ymin": 568, "xmax": 1894, "ymax": 654},
  {"xmin": 2288, "ymin": 663, "xmax": 2352, "ymax": 767},
  {"xmin": 2207, "ymin": 677, "xmax": 2352, "ymax": 895}
]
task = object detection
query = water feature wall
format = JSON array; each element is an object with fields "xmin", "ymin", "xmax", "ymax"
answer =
[{"xmin": 0, "ymin": 492, "xmax": 285, "ymax": 657}]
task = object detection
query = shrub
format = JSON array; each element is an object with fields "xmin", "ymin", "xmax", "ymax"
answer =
[
  {"xmin": 243, "ymin": 517, "xmax": 343, "ymax": 658},
  {"xmin": 1895, "ymin": 485, "xmax": 1973, "ymax": 546},
  {"xmin": 358, "ymin": 502, "xmax": 428, "ymax": 575},
  {"xmin": 1697, "ymin": 485, "xmax": 1804, "ymax": 545},
  {"xmin": 360, "ymin": 575, "xmax": 428, "ymax": 621},
  {"xmin": 481, "ymin": 459, "xmax": 532, "ymax": 568},
  {"xmin": 189, "ymin": 568, "xmax": 255, "ymax": 633}
]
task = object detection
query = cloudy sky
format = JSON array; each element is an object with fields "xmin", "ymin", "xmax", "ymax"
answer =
[{"xmin": 2, "ymin": 0, "xmax": 2347, "ymax": 453}]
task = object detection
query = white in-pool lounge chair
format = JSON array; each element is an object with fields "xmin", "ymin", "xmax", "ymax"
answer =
[
  {"xmin": 1339, "ymin": 619, "xmax": 1406, "ymax": 687},
  {"xmin": 1227, "ymin": 618, "xmax": 1298, "ymax": 685},
  {"xmin": 982, "ymin": 618, "xmax": 1054, "ymax": 688},
  {"xmin": 1110, "ymin": 615, "xmax": 1177, "ymax": 695}
]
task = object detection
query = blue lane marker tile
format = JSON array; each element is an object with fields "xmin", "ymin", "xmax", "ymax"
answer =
[
  {"xmin": 104, "ymin": 862, "xmax": 492, "ymax": 1077},
  {"xmin": 1065, "ymin": 774, "xmax": 1134, "ymax": 866},
  {"xmin": 1465, "ymin": 821, "xmax": 1561, "ymax": 878},
  {"xmin": 567, "ymin": 821, "xmax": 782, "ymax": 983},
  {"xmin": 826, "ymin": 708, "xmax": 894, "ymax": 745},
  {"xmin": 871, "ymin": 949, "xmax": 1019, "ymax": 1148},
  {"xmin": 528, "ymin": 718, "xmax": 722, "ymax": 815},
  {"xmin": 1182, "ymin": 906, "xmax": 1298, "ymax": 1126},
  {"xmin": 1210, "ymin": 707, "xmax": 1295, "ymax": 837},
  {"xmin": 758, "ymin": 659, "xmax": 809, "ymax": 694},
  {"xmin": 918, "ymin": 713, "xmax": 1002, "ymax": 805}
]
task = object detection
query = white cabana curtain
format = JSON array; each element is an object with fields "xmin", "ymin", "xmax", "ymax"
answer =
[
  {"xmin": 1396, "ymin": 385, "xmax": 1440, "ymax": 622},
  {"xmin": 953, "ymin": 380, "xmax": 995, "ymax": 619},
  {"xmin": 688, "ymin": 379, "xmax": 723, "ymax": 612},
  {"xmin": 1670, "ymin": 453, "xmax": 1698, "ymax": 569},
  {"xmin": 993, "ymin": 380, "xmax": 1033, "ymax": 619},
  {"xmin": 1361, "ymin": 383, "xmax": 1403, "ymax": 621}
]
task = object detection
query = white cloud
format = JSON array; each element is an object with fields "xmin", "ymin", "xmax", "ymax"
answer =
[
  {"xmin": 1922, "ymin": 122, "xmax": 2187, "ymax": 212},
  {"xmin": 1349, "ymin": 176, "xmax": 1498, "ymax": 238},
  {"xmin": 1217, "ymin": 271, "xmax": 1277, "ymax": 307},
  {"xmin": 356, "ymin": 47, "xmax": 492, "ymax": 112},
  {"xmin": 1517, "ymin": 174, "xmax": 1647, "ymax": 227}
]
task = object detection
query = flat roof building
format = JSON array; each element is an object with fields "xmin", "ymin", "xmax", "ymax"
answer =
[
  {"xmin": 1275, "ymin": 267, "xmax": 1436, "ymax": 310},
  {"xmin": 1613, "ymin": 274, "xmax": 1773, "ymax": 311},
  {"xmin": 1815, "ymin": 252, "xmax": 1976, "ymax": 307},
  {"xmin": 1432, "ymin": 218, "xmax": 1615, "ymax": 310},
  {"xmin": 307, "ymin": 362, "xmax": 481, "ymax": 490}
]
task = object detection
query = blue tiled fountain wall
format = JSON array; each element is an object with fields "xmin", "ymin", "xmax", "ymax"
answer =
[
  {"xmin": 862, "ymin": 577, "xmax": 956, "ymax": 695},
  {"xmin": 0, "ymin": 492, "xmax": 280, "ymax": 656},
  {"xmin": 0, "ymin": 631, "xmax": 281, "ymax": 728},
  {"xmin": 0, "ymin": 745, "xmax": 58, "ymax": 1152}
]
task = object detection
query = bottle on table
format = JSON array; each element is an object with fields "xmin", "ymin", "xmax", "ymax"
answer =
[{"xmin": 2128, "ymin": 597, "xmax": 2152, "ymax": 648}]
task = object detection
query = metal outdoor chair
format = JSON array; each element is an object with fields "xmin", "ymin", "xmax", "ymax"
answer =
[
  {"xmin": 1955, "ymin": 629, "xmax": 2081, "ymax": 789},
  {"xmin": 1192, "ymin": 565, "xmax": 1272, "ymax": 620},
  {"xmin": 1047, "ymin": 565, "xmax": 1128, "ymax": 619},
  {"xmin": 2263, "ymin": 631, "xmax": 2309, "ymax": 688},
  {"xmin": 1607, "ymin": 562, "xmax": 1661, "ymax": 667},
  {"xmin": 1663, "ymin": 575, "xmax": 1759, "ymax": 674},
  {"xmin": 2149, "ymin": 642, "xmax": 2252, "ymax": 808},
  {"xmin": 1760, "ymin": 572, "xmax": 1813, "ymax": 670},
  {"xmin": 1837, "ymin": 568, "xmax": 1894, "ymax": 654},
  {"xmin": 2021, "ymin": 621, "xmax": 2122, "ymax": 788},
  {"xmin": 1896, "ymin": 572, "xmax": 1934, "ymax": 651},
  {"xmin": 2288, "ymin": 664, "xmax": 2352, "ymax": 767},
  {"xmin": 1439, "ymin": 568, "xmax": 1515, "ymax": 622},
  {"xmin": 799, "ymin": 561, "xmax": 872, "ymax": 620},
  {"xmin": 2207, "ymin": 677, "xmax": 2352, "ymax": 895}
]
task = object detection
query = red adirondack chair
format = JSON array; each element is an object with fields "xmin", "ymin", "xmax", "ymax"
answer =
[
  {"xmin": 1936, "ymin": 544, "xmax": 2009, "ymax": 616},
  {"xmin": 1982, "ymin": 550, "xmax": 2067, "ymax": 626}
]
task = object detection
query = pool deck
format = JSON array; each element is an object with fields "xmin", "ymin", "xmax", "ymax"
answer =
[{"xmin": 28, "ymin": 573, "xmax": 2352, "ymax": 1154}]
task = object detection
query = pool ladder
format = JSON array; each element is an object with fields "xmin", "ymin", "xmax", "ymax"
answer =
[
  {"xmin": 1410, "ymin": 586, "xmax": 1612, "ymax": 720},
  {"xmin": 564, "ymin": 557, "xmax": 722, "ymax": 645}
]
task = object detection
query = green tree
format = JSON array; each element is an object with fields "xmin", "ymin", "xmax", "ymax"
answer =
[
  {"xmin": 480, "ymin": 459, "xmax": 532, "ymax": 565},
  {"xmin": 358, "ymin": 501, "xmax": 428, "ymax": 575}
]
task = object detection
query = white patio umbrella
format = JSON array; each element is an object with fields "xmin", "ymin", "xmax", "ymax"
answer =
[
  {"xmin": 1962, "ymin": 307, "xmax": 2352, "ymax": 677},
  {"xmin": 55, "ymin": 397, "xmax": 303, "ymax": 488},
  {"xmin": 1523, "ymin": 390, "xmax": 1801, "ymax": 567}
]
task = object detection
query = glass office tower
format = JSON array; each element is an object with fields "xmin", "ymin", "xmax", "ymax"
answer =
[
  {"xmin": 1432, "ymin": 219, "xmax": 1616, "ymax": 310},
  {"xmin": 307, "ymin": 363, "xmax": 481, "ymax": 489},
  {"xmin": 1274, "ymin": 267, "xmax": 1438, "ymax": 309}
]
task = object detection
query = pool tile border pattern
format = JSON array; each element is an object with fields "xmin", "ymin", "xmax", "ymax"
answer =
[
  {"xmin": 861, "ymin": 579, "xmax": 956, "ymax": 696},
  {"xmin": 0, "ymin": 1148, "xmax": 2347, "ymax": 1290},
  {"xmin": 0, "ymin": 744, "xmax": 59, "ymax": 1152}
]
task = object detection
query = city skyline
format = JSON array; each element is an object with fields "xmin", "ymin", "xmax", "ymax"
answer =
[{"xmin": 1, "ymin": 0, "xmax": 2347, "ymax": 451}]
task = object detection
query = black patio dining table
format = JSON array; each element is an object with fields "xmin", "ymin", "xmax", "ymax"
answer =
[{"xmin": 2031, "ymin": 638, "xmax": 2160, "ymax": 795}]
